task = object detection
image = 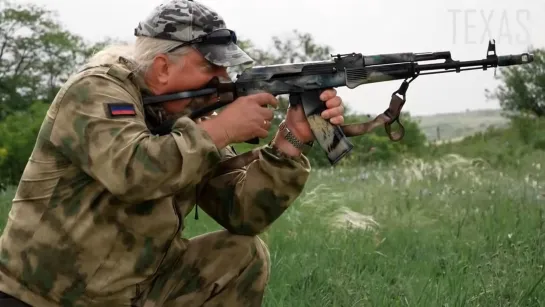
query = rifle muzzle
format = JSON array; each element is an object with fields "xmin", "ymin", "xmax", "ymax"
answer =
[{"xmin": 498, "ymin": 53, "xmax": 534, "ymax": 66}]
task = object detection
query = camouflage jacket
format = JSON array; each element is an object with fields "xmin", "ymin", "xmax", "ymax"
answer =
[{"xmin": 0, "ymin": 57, "xmax": 311, "ymax": 307}]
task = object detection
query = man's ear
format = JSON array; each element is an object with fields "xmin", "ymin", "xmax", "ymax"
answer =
[{"xmin": 150, "ymin": 54, "xmax": 171, "ymax": 85}]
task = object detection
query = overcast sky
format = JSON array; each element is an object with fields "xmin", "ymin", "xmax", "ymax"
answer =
[{"xmin": 19, "ymin": 0, "xmax": 545, "ymax": 116}]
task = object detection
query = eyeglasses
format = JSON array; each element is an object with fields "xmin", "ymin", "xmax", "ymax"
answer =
[{"xmin": 166, "ymin": 28, "xmax": 237, "ymax": 53}]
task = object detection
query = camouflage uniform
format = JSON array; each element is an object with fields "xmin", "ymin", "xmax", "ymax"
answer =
[{"xmin": 0, "ymin": 1, "xmax": 311, "ymax": 306}]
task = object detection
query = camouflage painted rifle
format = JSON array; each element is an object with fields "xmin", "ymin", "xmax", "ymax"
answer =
[{"xmin": 143, "ymin": 39, "xmax": 533, "ymax": 168}]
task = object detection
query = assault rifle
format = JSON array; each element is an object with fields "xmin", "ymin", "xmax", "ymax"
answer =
[{"xmin": 143, "ymin": 39, "xmax": 533, "ymax": 168}]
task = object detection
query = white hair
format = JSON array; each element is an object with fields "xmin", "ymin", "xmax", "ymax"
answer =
[{"xmin": 84, "ymin": 36, "xmax": 193, "ymax": 74}]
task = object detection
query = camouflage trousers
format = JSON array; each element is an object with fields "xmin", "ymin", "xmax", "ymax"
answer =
[{"xmin": 137, "ymin": 230, "xmax": 271, "ymax": 307}]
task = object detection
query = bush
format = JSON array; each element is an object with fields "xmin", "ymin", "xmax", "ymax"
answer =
[
  {"xmin": 0, "ymin": 102, "xmax": 49, "ymax": 190},
  {"xmin": 428, "ymin": 116, "xmax": 545, "ymax": 169},
  {"xmin": 511, "ymin": 115, "xmax": 545, "ymax": 150}
]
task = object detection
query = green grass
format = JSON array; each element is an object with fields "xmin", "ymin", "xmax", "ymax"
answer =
[
  {"xmin": 185, "ymin": 152, "xmax": 545, "ymax": 306},
  {"xmin": 1, "ymin": 152, "xmax": 544, "ymax": 306}
]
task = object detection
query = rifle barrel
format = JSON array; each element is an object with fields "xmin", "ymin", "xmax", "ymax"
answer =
[
  {"xmin": 417, "ymin": 59, "xmax": 496, "ymax": 72},
  {"xmin": 416, "ymin": 53, "xmax": 533, "ymax": 73}
]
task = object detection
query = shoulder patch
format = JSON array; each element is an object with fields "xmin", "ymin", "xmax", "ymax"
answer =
[{"xmin": 105, "ymin": 102, "xmax": 136, "ymax": 118}]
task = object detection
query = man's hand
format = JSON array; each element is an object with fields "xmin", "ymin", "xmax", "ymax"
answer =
[
  {"xmin": 198, "ymin": 93, "xmax": 278, "ymax": 148},
  {"xmin": 286, "ymin": 88, "xmax": 345, "ymax": 143},
  {"xmin": 272, "ymin": 88, "xmax": 345, "ymax": 157}
]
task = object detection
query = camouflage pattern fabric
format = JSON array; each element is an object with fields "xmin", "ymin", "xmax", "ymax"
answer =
[
  {"xmin": 137, "ymin": 230, "xmax": 270, "ymax": 307},
  {"xmin": 134, "ymin": 0, "xmax": 253, "ymax": 67},
  {"xmin": 0, "ymin": 57, "xmax": 311, "ymax": 307}
]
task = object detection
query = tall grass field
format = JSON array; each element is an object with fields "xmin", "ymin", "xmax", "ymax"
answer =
[{"xmin": 1, "ymin": 152, "xmax": 544, "ymax": 306}]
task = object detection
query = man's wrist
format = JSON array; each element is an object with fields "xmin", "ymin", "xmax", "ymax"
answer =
[
  {"xmin": 197, "ymin": 118, "xmax": 230, "ymax": 149},
  {"xmin": 271, "ymin": 135, "xmax": 302, "ymax": 157},
  {"xmin": 271, "ymin": 121, "xmax": 313, "ymax": 157}
]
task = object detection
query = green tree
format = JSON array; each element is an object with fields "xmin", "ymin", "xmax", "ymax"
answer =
[
  {"xmin": 0, "ymin": 0, "xmax": 104, "ymax": 119},
  {"xmin": 269, "ymin": 29, "xmax": 333, "ymax": 63},
  {"xmin": 239, "ymin": 29, "xmax": 333, "ymax": 66},
  {"xmin": 485, "ymin": 47, "xmax": 545, "ymax": 118},
  {"xmin": 0, "ymin": 1, "xmax": 108, "ymax": 189},
  {"xmin": 0, "ymin": 102, "xmax": 49, "ymax": 190}
]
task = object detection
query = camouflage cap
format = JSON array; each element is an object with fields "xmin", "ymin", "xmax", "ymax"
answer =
[{"xmin": 134, "ymin": 0, "xmax": 254, "ymax": 67}]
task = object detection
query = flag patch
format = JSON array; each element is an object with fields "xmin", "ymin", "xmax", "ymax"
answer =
[{"xmin": 106, "ymin": 103, "xmax": 136, "ymax": 117}]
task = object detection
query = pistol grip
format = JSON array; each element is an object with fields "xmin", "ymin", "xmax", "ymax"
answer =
[
  {"xmin": 245, "ymin": 137, "xmax": 259, "ymax": 144},
  {"xmin": 291, "ymin": 91, "xmax": 354, "ymax": 165}
]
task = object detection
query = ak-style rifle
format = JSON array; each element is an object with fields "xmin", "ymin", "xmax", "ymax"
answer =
[{"xmin": 143, "ymin": 39, "xmax": 533, "ymax": 168}]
